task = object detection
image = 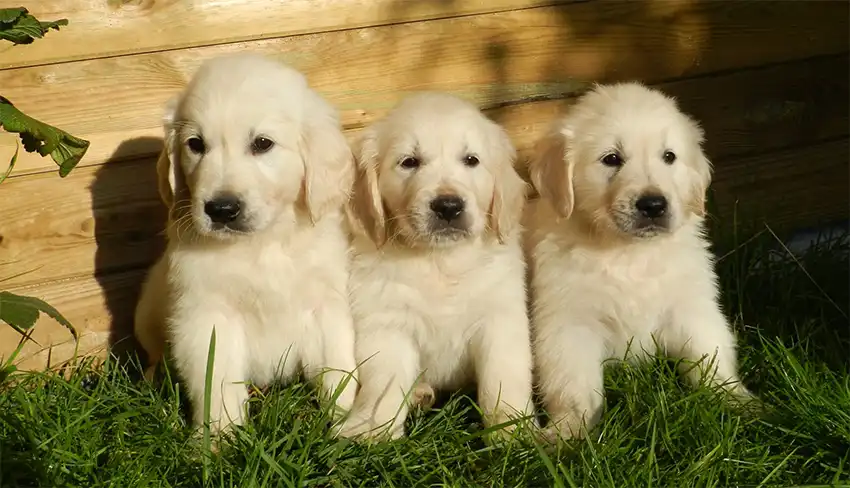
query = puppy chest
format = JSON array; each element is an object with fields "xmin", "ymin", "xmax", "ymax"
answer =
[{"xmin": 176, "ymin": 249, "xmax": 332, "ymax": 329}]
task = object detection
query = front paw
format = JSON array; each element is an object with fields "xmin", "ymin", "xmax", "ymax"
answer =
[
  {"xmin": 411, "ymin": 382, "xmax": 436, "ymax": 411},
  {"xmin": 482, "ymin": 413, "xmax": 539, "ymax": 446},
  {"xmin": 538, "ymin": 412, "xmax": 588, "ymax": 444},
  {"xmin": 725, "ymin": 384, "xmax": 766, "ymax": 415},
  {"xmin": 333, "ymin": 413, "xmax": 403, "ymax": 442}
]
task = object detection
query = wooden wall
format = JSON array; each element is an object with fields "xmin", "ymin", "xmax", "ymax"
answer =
[{"xmin": 1, "ymin": 0, "xmax": 848, "ymax": 370}]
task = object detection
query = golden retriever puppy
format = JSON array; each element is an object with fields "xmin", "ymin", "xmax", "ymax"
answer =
[
  {"xmin": 133, "ymin": 53, "xmax": 358, "ymax": 434},
  {"xmin": 336, "ymin": 93, "xmax": 534, "ymax": 441},
  {"xmin": 524, "ymin": 83, "xmax": 752, "ymax": 441}
]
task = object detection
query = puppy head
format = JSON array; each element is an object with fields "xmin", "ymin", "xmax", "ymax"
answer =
[
  {"xmin": 158, "ymin": 53, "xmax": 353, "ymax": 241},
  {"xmin": 529, "ymin": 82, "xmax": 711, "ymax": 240},
  {"xmin": 351, "ymin": 93, "xmax": 525, "ymax": 247}
]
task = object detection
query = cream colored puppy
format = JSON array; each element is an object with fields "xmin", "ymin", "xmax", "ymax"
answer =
[
  {"xmin": 525, "ymin": 83, "xmax": 752, "ymax": 441},
  {"xmin": 133, "ymin": 53, "xmax": 358, "ymax": 434},
  {"xmin": 336, "ymin": 93, "xmax": 534, "ymax": 441}
]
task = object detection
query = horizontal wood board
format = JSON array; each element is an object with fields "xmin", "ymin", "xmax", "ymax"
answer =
[{"xmin": 0, "ymin": 0, "xmax": 576, "ymax": 69}]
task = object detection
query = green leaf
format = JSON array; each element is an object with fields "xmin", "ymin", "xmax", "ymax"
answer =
[
  {"xmin": 0, "ymin": 8, "xmax": 26, "ymax": 25},
  {"xmin": 0, "ymin": 142, "xmax": 18, "ymax": 184},
  {"xmin": 0, "ymin": 8, "xmax": 67, "ymax": 45},
  {"xmin": 0, "ymin": 291, "xmax": 77, "ymax": 339},
  {"xmin": 0, "ymin": 97, "xmax": 89, "ymax": 177}
]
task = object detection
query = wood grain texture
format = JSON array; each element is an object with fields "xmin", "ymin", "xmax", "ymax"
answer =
[
  {"xmin": 710, "ymin": 138, "xmax": 850, "ymax": 232},
  {"xmin": 0, "ymin": 270, "xmax": 144, "ymax": 371},
  {"xmin": 2, "ymin": 1, "xmax": 848, "ymax": 177},
  {"xmin": 3, "ymin": 52, "xmax": 848, "ymax": 289},
  {"xmin": 0, "ymin": 0, "xmax": 571, "ymax": 70},
  {"xmin": 4, "ymin": 139, "xmax": 847, "ymax": 371}
]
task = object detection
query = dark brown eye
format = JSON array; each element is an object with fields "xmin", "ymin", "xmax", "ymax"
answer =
[
  {"xmin": 187, "ymin": 136, "xmax": 205, "ymax": 155},
  {"xmin": 399, "ymin": 156, "xmax": 420, "ymax": 170},
  {"xmin": 251, "ymin": 137, "xmax": 275, "ymax": 154},
  {"xmin": 601, "ymin": 152, "xmax": 624, "ymax": 167},
  {"xmin": 663, "ymin": 150, "xmax": 677, "ymax": 164},
  {"xmin": 463, "ymin": 154, "xmax": 480, "ymax": 167}
]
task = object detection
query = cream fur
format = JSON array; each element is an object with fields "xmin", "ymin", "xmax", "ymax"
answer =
[
  {"xmin": 336, "ymin": 93, "xmax": 535, "ymax": 441},
  {"xmin": 133, "ymin": 53, "xmax": 358, "ymax": 434},
  {"xmin": 524, "ymin": 82, "xmax": 751, "ymax": 441}
]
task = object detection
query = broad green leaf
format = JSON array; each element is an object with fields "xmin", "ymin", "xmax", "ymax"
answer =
[
  {"xmin": 0, "ymin": 291, "xmax": 77, "ymax": 339},
  {"xmin": 0, "ymin": 142, "xmax": 18, "ymax": 184},
  {"xmin": 0, "ymin": 8, "xmax": 25, "ymax": 25},
  {"xmin": 0, "ymin": 8, "xmax": 67, "ymax": 45},
  {"xmin": 0, "ymin": 97, "xmax": 89, "ymax": 177}
]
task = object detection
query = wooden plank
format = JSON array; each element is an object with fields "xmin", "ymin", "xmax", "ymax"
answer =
[
  {"xmin": 0, "ymin": 270, "xmax": 144, "ymax": 372},
  {"xmin": 2, "ymin": 54, "xmax": 848, "ymax": 288},
  {"xmin": 4, "ymin": 140, "xmax": 847, "ymax": 371},
  {"xmin": 1, "ymin": 156, "xmax": 168, "ymax": 288},
  {"xmin": 2, "ymin": 1, "xmax": 847, "ymax": 176},
  {"xmin": 0, "ymin": 0, "xmax": 569, "ymax": 70},
  {"xmin": 710, "ymin": 139, "xmax": 850, "ymax": 232}
]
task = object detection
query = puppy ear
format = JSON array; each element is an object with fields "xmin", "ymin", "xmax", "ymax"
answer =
[
  {"xmin": 689, "ymin": 151, "xmax": 713, "ymax": 218},
  {"xmin": 299, "ymin": 90, "xmax": 355, "ymax": 224},
  {"xmin": 350, "ymin": 127, "xmax": 387, "ymax": 245},
  {"xmin": 156, "ymin": 95, "xmax": 182, "ymax": 211},
  {"xmin": 528, "ymin": 121, "xmax": 575, "ymax": 219},
  {"xmin": 686, "ymin": 119, "xmax": 712, "ymax": 218},
  {"xmin": 487, "ymin": 125, "xmax": 527, "ymax": 243}
]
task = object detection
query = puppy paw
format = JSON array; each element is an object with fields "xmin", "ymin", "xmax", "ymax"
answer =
[
  {"xmin": 333, "ymin": 415, "xmax": 403, "ymax": 443},
  {"xmin": 481, "ymin": 413, "xmax": 539, "ymax": 446},
  {"xmin": 538, "ymin": 415, "xmax": 588, "ymax": 444},
  {"xmin": 410, "ymin": 382, "xmax": 436, "ymax": 411},
  {"xmin": 725, "ymin": 385, "xmax": 767, "ymax": 416},
  {"xmin": 189, "ymin": 423, "xmax": 231, "ymax": 455}
]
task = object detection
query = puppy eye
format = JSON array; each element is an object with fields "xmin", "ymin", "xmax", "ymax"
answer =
[
  {"xmin": 186, "ymin": 136, "xmax": 206, "ymax": 155},
  {"xmin": 399, "ymin": 156, "xmax": 421, "ymax": 170},
  {"xmin": 601, "ymin": 153, "xmax": 624, "ymax": 167},
  {"xmin": 663, "ymin": 150, "xmax": 677, "ymax": 164},
  {"xmin": 463, "ymin": 154, "xmax": 480, "ymax": 167},
  {"xmin": 251, "ymin": 137, "xmax": 275, "ymax": 155}
]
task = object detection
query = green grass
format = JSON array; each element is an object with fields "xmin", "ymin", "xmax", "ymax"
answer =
[{"xmin": 1, "ymin": 227, "xmax": 848, "ymax": 488}]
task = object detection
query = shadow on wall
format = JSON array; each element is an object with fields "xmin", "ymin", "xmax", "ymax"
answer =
[
  {"xmin": 89, "ymin": 137, "xmax": 167, "ymax": 368},
  {"xmin": 381, "ymin": 0, "xmax": 708, "ymax": 120}
]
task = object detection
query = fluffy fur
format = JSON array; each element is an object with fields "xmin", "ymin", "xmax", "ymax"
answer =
[
  {"xmin": 524, "ymin": 82, "xmax": 752, "ymax": 441},
  {"xmin": 133, "ymin": 53, "xmax": 358, "ymax": 434},
  {"xmin": 336, "ymin": 93, "xmax": 535, "ymax": 441}
]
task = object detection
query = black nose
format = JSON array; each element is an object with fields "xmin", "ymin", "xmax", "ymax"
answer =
[
  {"xmin": 430, "ymin": 195, "xmax": 465, "ymax": 222},
  {"xmin": 635, "ymin": 195, "xmax": 668, "ymax": 219},
  {"xmin": 204, "ymin": 195, "xmax": 242, "ymax": 224}
]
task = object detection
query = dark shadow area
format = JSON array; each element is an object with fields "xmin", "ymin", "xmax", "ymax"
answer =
[{"xmin": 89, "ymin": 137, "xmax": 167, "ymax": 373}]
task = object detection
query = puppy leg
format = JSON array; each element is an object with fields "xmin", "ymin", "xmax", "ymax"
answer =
[
  {"xmin": 301, "ymin": 297, "xmax": 359, "ymax": 419},
  {"xmin": 536, "ymin": 319, "xmax": 607, "ymax": 442},
  {"xmin": 664, "ymin": 297, "xmax": 751, "ymax": 400},
  {"xmin": 473, "ymin": 309, "xmax": 536, "ymax": 440},
  {"xmin": 335, "ymin": 329, "xmax": 419, "ymax": 441},
  {"xmin": 170, "ymin": 313, "xmax": 249, "ymax": 434}
]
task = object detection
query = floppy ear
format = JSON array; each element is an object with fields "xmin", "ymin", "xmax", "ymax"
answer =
[
  {"xmin": 350, "ymin": 127, "xmax": 387, "ymax": 245},
  {"xmin": 487, "ymin": 124, "xmax": 527, "ymax": 243},
  {"xmin": 299, "ymin": 90, "xmax": 355, "ymax": 224},
  {"xmin": 686, "ymin": 119, "xmax": 713, "ymax": 218},
  {"xmin": 156, "ymin": 95, "xmax": 182, "ymax": 211},
  {"xmin": 689, "ymin": 150, "xmax": 713, "ymax": 218},
  {"xmin": 528, "ymin": 120, "xmax": 575, "ymax": 219}
]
